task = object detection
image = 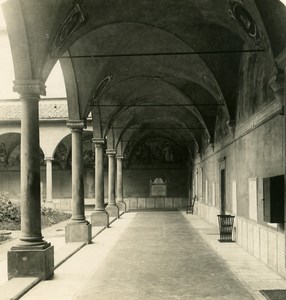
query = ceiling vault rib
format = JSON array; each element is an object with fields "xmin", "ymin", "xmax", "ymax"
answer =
[{"xmin": 54, "ymin": 49, "xmax": 265, "ymax": 59}]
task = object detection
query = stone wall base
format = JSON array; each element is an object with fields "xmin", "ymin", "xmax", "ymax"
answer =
[{"xmin": 8, "ymin": 245, "xmax": 54, "ymax": 280}]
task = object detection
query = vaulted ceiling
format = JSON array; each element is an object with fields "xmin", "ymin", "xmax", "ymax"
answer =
[{"xmin": 2, "ymin": 0, "xmax": 285, "ymax": 161}]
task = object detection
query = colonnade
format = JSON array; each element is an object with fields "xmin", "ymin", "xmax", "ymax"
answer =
[{"xmin": 7, "ymin": 80, "xmax": 126, "ymax": 280}]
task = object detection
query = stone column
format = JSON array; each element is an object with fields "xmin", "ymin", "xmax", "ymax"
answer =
[
  {"xmin": 45, "ymin": 157, "xmax": 53, "ymax": 204},
  {"xmin": 65, "ymin": 120, "xmax": 91, "ymax": 244},
  {"xmin": 91, "ymin": 138, "xmax": 109, "ymax": 227},
  {"xmin": 105, "ymin": 149, "xmax": 119, "ymax": 218},
  {"xmin": 7, "ymin": 80, "xmax": 54, "ymax": 280},
  {"xmin": 116, "ymin": 155, "xmax": 126, "ymax": 213}
]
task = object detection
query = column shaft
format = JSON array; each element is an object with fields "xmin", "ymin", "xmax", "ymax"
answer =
[
  {"xmin": 116, "ymin": 155, "xmax": 126, "ymax": 213},
  {"xmin": 105, "ymin": 149, "xmax": 119, "ymax": 218},
  {"xmin": 19, "ymin": 96, "xmax": 46, "ymax": 246},
  {"xmin": 90, "ymin": 139, "xmax": 109, "ymax": 226},
  {"xmin": 71, "ymin": 127, "xmax": 86, "ymax": 222},
  {"xmin": 95, "ymin": 140, "xmax": 105, "ymax": 211},
  {"xmin": 8, "ymin": 80, "xmax": 54, "ymax": 280},
  {"xmin": 65, "ymin": 121, "xmax": 91, "ymax": 244},
  {"xmin": 45, "ymin": 158, "xmax": 53, "ymax": 202},
  {"xmin": 116, "ymin": 157, "xmax": 123, "ymax": 202},
  {"xmin": 108, "ymin": 151, "xmax": 116, "ymax": 205}
]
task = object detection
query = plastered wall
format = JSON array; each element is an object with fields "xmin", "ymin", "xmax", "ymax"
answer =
[{"xmin": 0, "ymin": 167, "xmax": 188, "ymax": 200}]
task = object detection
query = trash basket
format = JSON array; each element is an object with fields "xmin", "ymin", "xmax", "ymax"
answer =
[{"xmin": 217, "ymin": 215, "xmax": 235, "ymax": 242}]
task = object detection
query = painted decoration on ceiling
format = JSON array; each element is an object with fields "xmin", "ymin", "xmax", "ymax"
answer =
[
  {"xmin": 129, "ymin": 138, "xmax": 186, "ymax": 165},
  {"xmin": 228, "ymin": 1, "xmax": 263, "ymax": 44},
  {"xmin": 90, "ymin": 74, "xmax": 113, "ymax": 106},
  {"xmin": 87, "ymin": 74, "xmax": 113, "ymax": 119},
  {"xmin": 51, "ymin": 4, "xmax": 86, "ymax": 56}
]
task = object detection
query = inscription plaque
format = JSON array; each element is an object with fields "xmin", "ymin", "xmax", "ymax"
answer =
[{"xmin": 150, "ymin": 178, "xmax": 167, "ymax": 197}]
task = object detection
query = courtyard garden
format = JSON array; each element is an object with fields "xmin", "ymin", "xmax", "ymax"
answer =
[{"xmin": 0, "ymin": 194, "xmax": 71, "ymax": 243}]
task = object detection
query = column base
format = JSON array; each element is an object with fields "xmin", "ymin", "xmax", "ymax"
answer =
[
  {"xmin": 91, "ymin": 211, "xmax": 109, "ymax": 227},
  {"xmin": 105, "ymin": 204, "xmax": 119, "ymax": 218},
  {"xmin": 117, "ymin": 201, "xmax": 127, "ymax": 213},
  {"xmin": 65, "ymin": 222, "xmax": 92, "ymax": 244},
  {"xmin": 8, "ymin": 244, "xmax": 54, "ymax": 280}
]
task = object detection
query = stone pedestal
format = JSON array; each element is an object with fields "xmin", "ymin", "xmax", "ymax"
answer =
[
  {"xmin": 8, "ymin": 244, "xmax": 54, "ymax": 280},
  {"xmin": 117, "ymin": 201, "xmax": 127, "ymax": 213},
  {"xmin": 105, "ymin": 204, "xmax": 119, "ymax": 218},
  {"xmin": 91, "ymin": 211, "xmax": 109, "ymax": 227},
  {"xmin": 65, "ymin": 222, "xmax": 92, "ymax": 244}
]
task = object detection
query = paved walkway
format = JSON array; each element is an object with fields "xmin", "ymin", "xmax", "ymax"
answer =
[
  {"xmin": 23, "ymin": 212, "xmax": 253, "ymax": 300},
  {"xmin": 2, "ymin": 211, "xmax": 286, "ymax": 299}
]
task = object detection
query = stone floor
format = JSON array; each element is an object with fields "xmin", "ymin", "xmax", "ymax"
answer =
[
  {"xmin": 2, "ymin": 211, "xmax": 286, "ymax": 299},
  {"xmin": 23, "ymin": 212, "xmax": 254, "ymax": 300},
  {"xmin": 73, "ymin": 212, "xmax": 254, "ymax": 300}
]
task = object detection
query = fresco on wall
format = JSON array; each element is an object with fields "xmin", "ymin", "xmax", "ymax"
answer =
[
  {"xmin": 214, "ymin": 108, "xmax": 231, "ymax": 143},
  {"xmin": 83, "ymin": 139, "xmax": 94, "ymax": 168},
  {"xmin": 54, "ymin": 142, "xmax": 71, "ymax": 170},
  {"xmin": 236, "ymin": 52, "xmax": 274, "ymax": 121},
  {"xmin": 54, "ymin": 137, "xmax": 94, "ymax": 170},
  {"xmin": 128, "ymin": 137, "xmax": 187, "ymax": 167},
  {"xmin": 0, "ymin": 143, "xmax": 7, "ymax": 167},
  {"xmin": 0, "ymin": 143, "xmax": 45, "ymax": 170},
  {"xmin": 7, "ymin": 144, "xmax": 21, "ymax": 168}
]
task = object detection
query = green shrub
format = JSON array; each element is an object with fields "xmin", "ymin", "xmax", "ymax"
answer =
[
  {"xmin": 0, "ymin": 194, "xmax": 21, "ymax": 224},
  {"xmin": 0, "ymin": 194, "xmax": 71, "ymax": 230}
]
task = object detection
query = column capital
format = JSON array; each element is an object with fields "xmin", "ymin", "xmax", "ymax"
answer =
[
  {"xmin": 276, "ymin": 48, "xmax": 286, "ymax": 70},
  {"xmin": 44, "ymin": 157, "xmax": 54, "ymax": 162},
  {"xmin": 92, "ymin": 138, "xmax": 105, "ymax": 147},
  {"xmin": 106, "ymin": 149, "xmax": 117, "ymax": 157},
  {"xmin": 116, "ymin": 155, "xmax": 124, "ymax": 160},
  {"xmin": 269, "ymin": 72, "xmax": 284, "ymax": 104},
  {"xmin": 66, "ymin": 120, "xmax": 86, "ymax": 131},
  {"xmin": 13, "ymin": 79, "xmax": 46, "ymax": 96}
]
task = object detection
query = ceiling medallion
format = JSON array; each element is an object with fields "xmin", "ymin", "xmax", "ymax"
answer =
[
  {"xmin": 90, "ymin": 74, "xmax": 113, "ymax": 106},
  {"xmin": 203, "ymin": 75, "xmax": 223, "ymax": 104},
  {"xmin": 228, "ymin": 1, "xmax": 262, "ymax": 44},
  {"xmin": 50, "ymin": 4, "xmax": 86, "ymax": 56}
]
